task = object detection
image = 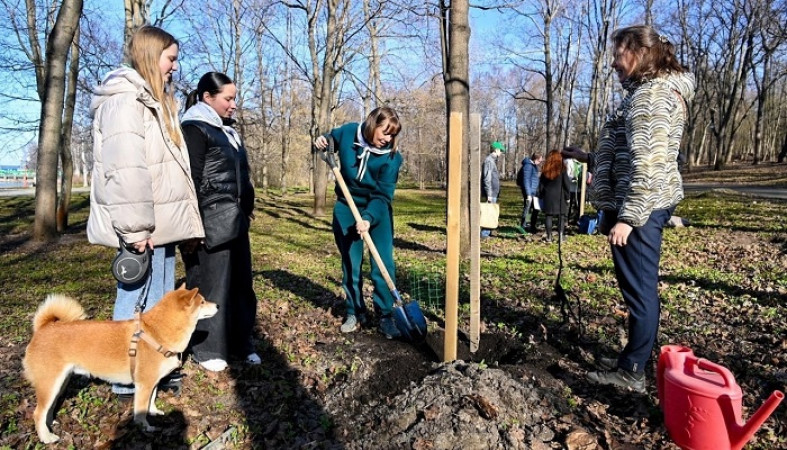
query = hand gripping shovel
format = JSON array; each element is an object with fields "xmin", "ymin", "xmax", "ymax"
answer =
[{"xmin": 318, "ymin": 137, "xmax": 427, "ymax": 342}]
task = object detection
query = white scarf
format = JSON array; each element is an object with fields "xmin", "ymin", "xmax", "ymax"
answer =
[
  {"xmin": 354, "ymin": 124, "xmax": 391, "ymax": 181},
  {"xmin": 181, "ymin": 101, "xmax": 242, "ymax": 150}
]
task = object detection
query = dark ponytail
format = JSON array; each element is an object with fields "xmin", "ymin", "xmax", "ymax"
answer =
[{"xmin": 184, "ymin": 71, "xmax": 234, "ymax": 111}]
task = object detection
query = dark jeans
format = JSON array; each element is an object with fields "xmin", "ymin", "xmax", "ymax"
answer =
[
  {"xmin": 520, "ymin": 192, "xmax": 539, "ymax": 230},
  {"xmin": 605, "ymin": 209, "xmax": 671, "ymax": 373},
  {"xmin": 183, "ymin": 233, "xmax": 257, "ymax": 361}
]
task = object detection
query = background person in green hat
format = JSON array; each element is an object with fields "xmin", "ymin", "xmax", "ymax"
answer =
[{"xmin": 481, "ymin": 141, "xmax": 506, "ymax": 238}]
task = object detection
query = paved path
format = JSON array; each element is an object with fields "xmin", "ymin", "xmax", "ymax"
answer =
[
  {"xmin": 682, "ymin": 183, "xmax": 787, "ymax": 200},
  {"xmin": 0, "ymin": 187, "xmax": 89, "ymax": 197}
]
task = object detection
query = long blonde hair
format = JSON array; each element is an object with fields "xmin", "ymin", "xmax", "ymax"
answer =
[{"xmin": 126, "ymin": 26, "xmax": 182, "ymax": 146}]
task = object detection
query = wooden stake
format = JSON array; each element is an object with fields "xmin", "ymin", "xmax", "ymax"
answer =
[
  {"xmin": 469, "ymin": 113, "xmax": 481, "ymax": 353},
  {"xmin": 444, "ymin": 112, "xmax": 462, "ymax": 362}
]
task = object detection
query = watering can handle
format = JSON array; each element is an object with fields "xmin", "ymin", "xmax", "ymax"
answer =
[
  {"xmin": 317, "ymin": 136, "xmax": 403, "ymax": 304},
  {"xmin": 696, "ymin": 358, "xmax": 736, "ymax": 389}
]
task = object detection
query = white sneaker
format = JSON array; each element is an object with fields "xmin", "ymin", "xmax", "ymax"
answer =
[
  {"xmin": 246, "ymin": 353, "xmax": 261, "ymax": 365},
  {"xmin": 199, "ymin": 358, "xmax": 228, "ymax": 372}
]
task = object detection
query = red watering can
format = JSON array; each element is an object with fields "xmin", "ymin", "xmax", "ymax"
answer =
[{"xmin": 657, "ymin": 345, "xmax": 784, "ymax": 450}]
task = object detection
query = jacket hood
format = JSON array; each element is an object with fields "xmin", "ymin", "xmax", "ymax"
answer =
[
  {"xmin": 182, "ymin": 101, "xmax": 242, "ymax": 150},
  {"xmin": 663, "ymin": 71, "xmax": 695, "ymax": 104},
  {"xmin": 90, "ymin": 66, "xmax": 151, "ymax": 116},
  {"xmin": 624, "ymin": 71, "xmax": 696, "ymax": 104},
  {"xmin": 182, "ymin": 101, "xmax": 223, "ymax": 128}
]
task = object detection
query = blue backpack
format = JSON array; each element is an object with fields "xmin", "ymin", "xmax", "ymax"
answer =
[{"xmin": 578, "ymin": 211, "xmax": 604, "ymax": 235}]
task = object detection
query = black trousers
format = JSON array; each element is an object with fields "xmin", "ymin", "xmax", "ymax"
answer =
[
  {"xmin": 183, "ymin": 233, "xmax": 257, "ymax": 361},
  {"xmin": 544, "ymin": 214, "xmax": 565, "ymax": 238}
]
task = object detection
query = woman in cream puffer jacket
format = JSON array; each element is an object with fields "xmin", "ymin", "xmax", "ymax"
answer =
[
  {"xmin": 87, "ymin": 26, "xmax": 204, "ymax": 353},
  {"xmin": 88, "ymin": 66, "xmax": 203, "ymax": 248}
]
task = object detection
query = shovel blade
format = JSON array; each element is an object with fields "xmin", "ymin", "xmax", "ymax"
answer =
[{"xmin": 393, "ymin": 301, "xmax": 428, "ymax": 342}]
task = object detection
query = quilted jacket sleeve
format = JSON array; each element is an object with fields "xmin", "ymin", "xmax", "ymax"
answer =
[{"xmin": 99, "ymin": 95, "xmax": 155, "ymax": 244}]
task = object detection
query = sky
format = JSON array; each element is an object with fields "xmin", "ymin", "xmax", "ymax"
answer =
[{"xmin": 0, "ymin": 3, "xmax": 536, "ymax": 167}]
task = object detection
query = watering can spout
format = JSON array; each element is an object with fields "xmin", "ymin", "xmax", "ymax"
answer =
[{"xmin": 731, "ymin": 390, "xmax": 784, "ymax": 450}]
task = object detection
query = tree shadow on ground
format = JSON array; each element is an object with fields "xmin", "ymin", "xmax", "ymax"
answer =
[
  {"xmin": 394, "ymin": 236, "xmax": 441, "ymax": 253},
  {"xmin": 258, "ymin": 269, "xmax": 340, "ymax": 315},
  {"xmin": 228, "ymin": 329, "xmax": 344, "ymax": 448},
  {"xmin": 407, "ymin": 222, "xmax": 444, "ymax": 234},
  {"xmin": 660, "ymin": 273, "xmax": 783, "ymax": 307},
  {"xmin": 0, "ymin": 195, "xmax": 90, "ymax": 254},
  {"xmin": 256, "ymin": 207, "xmax": 332, "ymax": 233}
]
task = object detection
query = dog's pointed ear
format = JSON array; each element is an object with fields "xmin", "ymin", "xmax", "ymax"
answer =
[
  {"xmin": 187, "ymin": 287, "xmax": 200, "ymax": 303},
  {"xmin": 177, "ymin": 282, "xmax": 188, "ymax": 291}
]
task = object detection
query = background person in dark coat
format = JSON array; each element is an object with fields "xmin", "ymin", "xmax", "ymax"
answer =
[
  {"xmin": 518, "ymin": 152, "xmax": 543, "ymax": 232},
  {"xmin": 538, "ymin": 149, "xmax": 570, "ymax": 242}
]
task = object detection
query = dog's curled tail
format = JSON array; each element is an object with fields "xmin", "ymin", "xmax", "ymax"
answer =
[{"xmin": 32, "ymin": 294, "xmax": 87, "ymax": 332}]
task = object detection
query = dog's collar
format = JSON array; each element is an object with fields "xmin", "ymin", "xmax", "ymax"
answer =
[{"xmin": 128, "ymin": 312, "xmax": 181, "ymax": 381}]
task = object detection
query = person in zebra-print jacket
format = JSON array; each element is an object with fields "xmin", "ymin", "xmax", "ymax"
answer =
[{"xmin": 562, "ymin": 25, "xmax": 695, "ymax": 393}]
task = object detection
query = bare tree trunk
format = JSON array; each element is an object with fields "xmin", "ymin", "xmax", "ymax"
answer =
[
  {"xmin": 311, "ymin": 0, "xmax": 339, "ymax": 216},
  {"xmin": 709, "ymin": 4, "xmax": 755, "ymax": 170},
  {"xmin": 440, "ymin": 0, "xmax": 471, "ymax": 257},
  {"xmin": 582, "ymin": 0, "xmax": 616, "ymax": 149},
  {"xmin": 778, "ymin": 130, "xmax": 787, "ymax": 163},
  {"xmin": 233, "ymin": 0, "xmax": 246, "ymax": 138},
  {"xmin": 29, "ymin": 0, "xmax": 83, "ymax": 241},
  {"xmin": 644, "ymin": 0, "xmax": 654, "ymax": 25},
  {"xmin": 124, "ymin": 0, "xmax": 148, "ymax": 52},
  {"xmin": 363, "ymin": 0, "xmax": 378, "ymax": 112},
  {"xmin": 279, "ymin": 10, "xmax": 293, "ymax": 194},
  {"xmin": 57, "ymin": 27, "xmax": 80, "ymax": 232}
]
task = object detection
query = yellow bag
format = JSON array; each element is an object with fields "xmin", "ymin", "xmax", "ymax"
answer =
[{"xmin": 479, "ymin": 202, "xmax": 500, "ymax": 229}]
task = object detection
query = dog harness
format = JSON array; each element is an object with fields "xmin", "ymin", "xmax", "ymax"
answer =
[
  {"xmin": 128, "ymin": 311, "xmax": 181, "ymax": 380},
  {"xmin": 126, "ymin": 273, "xmax": 181, "ymax": 381}
]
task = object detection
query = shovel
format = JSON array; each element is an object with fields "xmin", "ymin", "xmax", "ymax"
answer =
[{"xmin": 317, "ymin": 137, "xmax": 427, "ymax": 342}]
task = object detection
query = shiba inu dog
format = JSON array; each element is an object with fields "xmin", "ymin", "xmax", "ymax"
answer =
[{"xmin": 23, "ymin": 286, "xmax": 218, "ymax": 444}]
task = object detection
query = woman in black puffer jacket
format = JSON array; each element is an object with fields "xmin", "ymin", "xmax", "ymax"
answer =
[{"xmin": 181, "ymin": 72, "xmax": 259, "ymax": 372}]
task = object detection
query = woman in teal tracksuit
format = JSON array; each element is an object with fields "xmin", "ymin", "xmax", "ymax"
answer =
[{"xmin": 314, "ymin": 107, "xmax": 403, "ymax": 339}]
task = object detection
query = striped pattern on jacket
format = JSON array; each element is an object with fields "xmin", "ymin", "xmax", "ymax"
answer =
[{"xmin": 590, "ymin": 72, "xmax": 696, "ymax": 227}]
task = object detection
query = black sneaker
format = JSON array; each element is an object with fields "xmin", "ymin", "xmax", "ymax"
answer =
[
  {"xmin": 596, "ymin": 356, "xmax": 618, "ymax": 371},
  {"xmin": 158, "ymin": 370, "xmax": 184, "ymax": 395},
  {"xmin": 587, "ymin": 368, "xmax": 646, "ymax": 393}
]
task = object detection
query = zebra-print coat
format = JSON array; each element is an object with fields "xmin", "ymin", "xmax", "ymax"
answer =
[{"xmin": 590, "ymin": 72, "xmax": 695, "ymax": 227}]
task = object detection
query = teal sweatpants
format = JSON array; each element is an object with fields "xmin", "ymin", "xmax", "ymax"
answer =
[{"xmin": 332, "ymin": 210, "xmax": 396, "ymax": 317}]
